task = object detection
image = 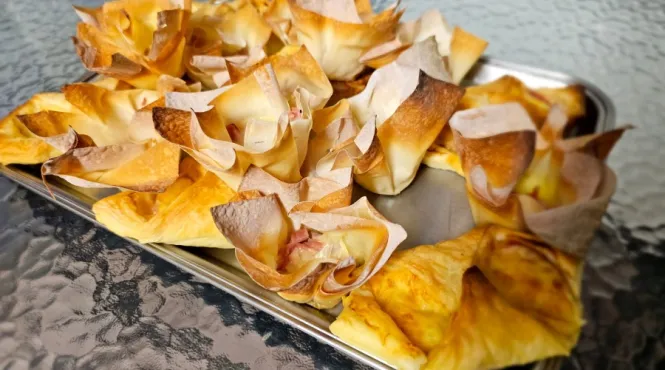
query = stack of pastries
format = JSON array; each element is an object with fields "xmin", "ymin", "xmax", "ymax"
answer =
[{"xmin": 0, "ymin": 1, "xmax": 630, "ymax": 369}]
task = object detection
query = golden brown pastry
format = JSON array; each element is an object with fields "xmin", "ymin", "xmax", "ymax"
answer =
[
  {"xmin": 187, "ymin": 48, "xmax": 267, "ymax": 90},
  {"xmin": 347, "ymin": 38, "xmax": 465, "ymax": 194},
  {"xmin": 11, "ymin": 82, "xmax": 169, "ymax": 191},
  {"xmin": 238, "ymin": 166, "xmax": 352, "ymax": 212},
  {"xmin": 73, "ymin": 0, "xmax": 191, "ymax": 89},
  {"xmin": 153, "ymin": 64, "xmax": 314, "ymax": 190},
  {"xmin": 155, "ymin": 75, "xmax": 202, "ymax": 94},
  {"xmin": 210, "ymin": 194, "xmax": 406, "ymax": 308},
  {"xmin": 0, "ymin": 92, "xmax": 80, "ymax": 165},
  {"xmin": 449, "ymin": 102, "xmax": 630, "ymax": 256},
  {"xmin": 332, "ymin": 286, "xmax": 428, "ymax": 370},
  {"xmin": 328, "ymin": 71, "xmax": 373, "ymax": 107},
  {"xmin": 458, "ymin": 75, "xmax": 586, "ymax": 126},
  {"xmin": 42, "ymin": 140, "xmax": 181, "ymax": 192},
  {"xmin": 360, "ymin": 9, "xmax": 488, "ymax": 84},
  {"xmin": 26, "ymin": 80, "xmax": 178, "ymax": 192},
  {"xmin": 57, "ymin": 83, "xmax": 162, "ymax": 145},
  {"xmin": 302, "ymin": 98, "xmax": 383, "ymax": 179},
  {"xmin": 331, "ymin": 226, "xmax": 583, "ymax": 370},
  {"xmin": 194, "ymin": 0, "xmax": 272, "ymax": 54},
  {"xmin": 224, "ymin": 45, "xmax": 333, "ymax": 109},
  {"xmin": 421, "ymin": 144, "xmax": 463, "ymax": 175},
  {"xmin": 286, "ymin": 0, "xmax": 402, "ymax": 81},
  {"xmin": 93, "ymin": 157, "xmax": 235, "ymax": 248},
  {"xmin": 185, "ymin": 0, "xmax": 272, "ymax": 89},
  {"xmin": 533, "ymin": 85, "xmax": 586, "ymax": 120},
  {"xmin": 426, "ymin": 76, "xmax": 589, "ymax": 175},
  {"xmin": 261, "ymin": 0, "xmax": 298, "ymax": 45},
  {"xmin": 0, "ymin": 80, "xmax": 161, "ymax": 165}
]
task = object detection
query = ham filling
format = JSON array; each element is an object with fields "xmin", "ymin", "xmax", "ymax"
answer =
[
  {"xmin": 226, "ymin": 123, "xmax": 241, "ymax": 143},
  {"xmin": 288, "ymin": 107, "xmax": 304, "ymax": 121},
  {"xmin": 278, "ymin": 227, "xmax": 324, "ymax": 272}
]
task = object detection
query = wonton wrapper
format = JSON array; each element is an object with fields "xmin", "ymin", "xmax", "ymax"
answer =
[
  {"xmin": 16, "ymin": 115, "xmax": 88, "ymax": 156},
  {"xmin": 226, "ymin": 45, "xmax": 333, "ymax": 109},
  {"xmin": 302, "ymin": 99, "xmax": 383, "ymax": 180},
  {"xmin": 185, "ymin": 1, "xmax": 272, "ymax": 88},
  {"xmin": 0, "ymin": 93, "xmax": 79, "ymax": 164},
  {"xmin": 331, "ymin": 286, "xmax": 427, "ymax": 370},
  {"xmin": 58, "ymin": 83, "xmax": 162, "ymax": 145},
  {"xmin": 0, "ymin": 81, "xmax": 160, "ymax": 165},
  {"xmin": 427, "ymin": 75, "xmax": 588, "ymax": 173},
  {"xmin": 210, "ymin": 194, "xmax": 407, "ymax": 308},
  {"xmin": 452, "ymin": 103, "xmax": 537, "ymax": 207},
  {"xmin": 73, "ymin": 0, "xmax": 191, "ymax": 89},
  {"xmin": 238, "ymin": 166, "xmax": 352, "ymax": 212},
  {"xmin": 328, "ymin": 71, "xmax": 373, "ymax": 107},
  {"xmin": 90, "ymin": 77, "xmax": 135, "ymax": 91},
  {"xmin": 21, "ymin": 83, "xmax": 162, "ymax": 153},
  {"xmin": 182, "ymin": 2, "xmax": 227, "ymax": 87},
  {"xmin": 262, "ymin": 0, "xmax": 298, "ymax": 45},
  {"xmin": 93, "ymin": 157, "xmax": 235, "ymax": 248},
  {"xmin": 331, "ymin": 226, "xmax": 583, "ymax": 370},
  {"xmin": 422, "ymin": 144, "xmax": 463, "ymax": 176},
  {"xmin": 287, "ymin": 0, "xmax": 403, "ymax": 81},
  {"xmin": 188, "ymin": 0, "xmax": 271, "ymax": 55},
  {"xmin": 450, "ymin": 102, "xmax": 629, "ymax": 256},
  {"xmin": 347, "ymin": 38, "xmax": 465, "ymax": 194},
  {"xmin": 42, "ymin": 140, "xmax": 180, "ymax": 192},
  {"xmin": 154, "ymin": 64, "xmax": 312, "ymax": 189},
  {"xmin": 458, "ymin": 75, "xmax": 586, "ymax": 126},
  {"xmin": 213, "ymin": 0, "xmax": 272, "ymax": 53},
  {"xmin": 156, "ymin": 75, "xmax": 202, "ymax": 94},
  {"xmin": 187, "ymin": 47, "xmax": 267, "ymax": 89},
  {"xmin": 360, "ymin": 9, "xmax": 488, "ymax": 84}
]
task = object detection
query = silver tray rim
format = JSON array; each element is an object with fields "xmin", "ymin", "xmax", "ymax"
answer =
[{"xmin": 0, "ymin": 57, "xmax": 616, "ymax": 370}]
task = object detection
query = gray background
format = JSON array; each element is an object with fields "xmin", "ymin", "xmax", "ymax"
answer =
[{"xmin": 0, "ymin": 0, "xmax": 663, "ymax": 369}]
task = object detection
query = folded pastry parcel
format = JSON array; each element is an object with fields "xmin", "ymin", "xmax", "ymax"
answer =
[
  {"xmin": 425, "ymin": 76, "xmax": 588, "ymax": 174},
  {"xmin": 73, "ymin": 0, "xmax": 191, "ymax": 88},
  {"xmin": 333, "ymin": 38, "xmax": 465, "ymax": 195},
  {"xmin": 458, "ymin": 75, "xmax": 587, "ymax": 125},
  {"xmin": 42, "ymin": 139, "xmax": 181, "ymax": 191},
  {"xmin": 210, "ymin": 194, "xmax": 407, "ymax": 308},
  {"xmin": 93, "ymin": 157, "xmax": 235, "ymax": 248},
  {"xmin": 185, "ymin": 0, "xmax": 272, "ymax": 89},
  {"xmin": 330, "ymin": 226, "xmax": 583, "ymax": 370},
  {"xmin": 186, "ymin": 47, "xmax": 267, "ymax": 90},
  {"xmin": 56, "ymin": 82, "xmax": 163, "ymax": 145},
  {"xmin": 260, "ymin": 0, "xmax": 298, "ymax": 46},
  {"xmin": 301, "ymin": 98, "xmax": 383, "ymax": 179},
  {"xmin": 153, "ymin": 62, "xmax": 328, "ymax": 190},
  {"xmin": 222, "ymin": 45, "xmax": 333, "ymax": 109},
  {"xmin": 189, "ymin": 0, "xmax": 272, "ymax": 55},
  {"xmin": 284, "ymin": 0, "xmax": 403, "ymax": 81},
  {"xmin": 0, "ymin": 79, "xmax": 161, "ymax": 165},
  {"xmin": 0, "ymin": 77, "xmax": 182, "ymax": 192},
  {"xmin": 0, "ymin": 91, "xmax": 81, "ymax": 165},
  {"xmin": 360, "ymin": 8, "xmax": 488, "ymax": 84},
  {"xmin": 450, "ymin": 102, "xmax": 630, "ymax": 256}
]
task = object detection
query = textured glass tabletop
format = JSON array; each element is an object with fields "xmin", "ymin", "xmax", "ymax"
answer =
[{"xmin": 1, "ymin": 0, "xmax": 664, "ymax": 369}]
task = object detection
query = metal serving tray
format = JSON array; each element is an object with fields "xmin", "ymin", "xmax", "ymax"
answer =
[{"xmin": 0, "ymin": 58, "xmax": 615, "ymax": 370}]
